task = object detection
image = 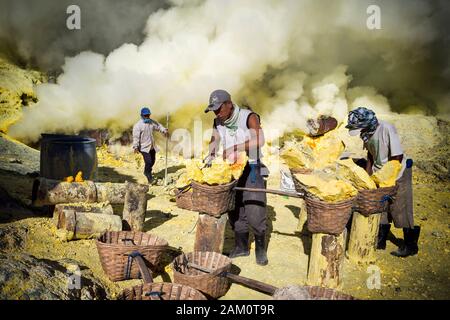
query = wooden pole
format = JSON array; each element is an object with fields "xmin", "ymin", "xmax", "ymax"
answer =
[
  {"xmin": 346, "ymin": 212, "xmax": 381, "ymax": 264},
  {"xmin": 194, "ymin": 213, "xmax": 228, "ymax": 253},
  {"xmin": 122, "ymin": 182, "xmax": 149, "ymax": 231},
  {"xmin": 164, "ymin": 112, "xmax": 169, "ymax": 187},
  {"xmin": 55, "ymin": 209, "xmax": 122, "ymax": 241},
  {"xmin": 307, "ymin": 230, "xmax": 347, "ymax": 289}
]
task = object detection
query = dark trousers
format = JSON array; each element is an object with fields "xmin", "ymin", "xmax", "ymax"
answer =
[
  {"xmin": 140, "ymin": 149, "xmax": 156, "ymax": 182},
  {"xmin": 228, "ymin": 163, "xmax": 267, "ymax": 236}
]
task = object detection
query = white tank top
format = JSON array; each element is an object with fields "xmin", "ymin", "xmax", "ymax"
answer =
[{"xmin": 214, "ymin": 107, "xmax": 262, "ymax": 162}]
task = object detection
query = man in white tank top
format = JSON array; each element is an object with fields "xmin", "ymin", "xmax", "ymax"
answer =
[
  {"xmin": 204, "ymin": 89, "xmax": 269, "ymax": 266},
  {"xmin": 346, "ymin": 107, "xmax": 420, "ymax": 258}
]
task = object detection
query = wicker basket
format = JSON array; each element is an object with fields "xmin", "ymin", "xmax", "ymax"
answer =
[
  {"xmin": 303, "ymin": 286, "xmax": 356, "ymax": 300},
  {"xmin": 120, "ymin": 282, "xmax": 207, "ymax": 300},
  {"xmin": 175, "ymin": 186, "xmax": 196, "ymax": 211},
  {"xmin": 191, "ymin": 180, "xmax": 237, "ymax": 217},
  {"xmin": 96, "ymin": 231, "xmax": 168, "ymax": 282},
  {"xmin": 290, "ymin": 168, "xmax": 313, "ymax": 194},
  {"xmin": 355, "ymin": 185, "xmax": 398, "ymax": 216},
  {"xmin": 305, "ymin": 196, "xmax": 355, "ymax": 235},
  {"xmin": 172, "ymin": 251, "xmax": 232, "ymax": 299}
]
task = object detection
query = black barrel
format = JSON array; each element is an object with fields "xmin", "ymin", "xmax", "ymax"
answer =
[{"xmin": 40, "ymin": 134, "xmax": 98, "ymax": 181}]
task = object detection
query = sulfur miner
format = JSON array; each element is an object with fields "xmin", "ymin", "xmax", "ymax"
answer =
[
  {"xmin": 346, "ymin": 107, "xmax": 420, "ymax": 257},
  {"xmin": 204, "ymin": 89, "xmax": 269, "ymax": 266},
  {"xmin": 132, "ymin": 107, "xmax": 169, "ymax": 184}
]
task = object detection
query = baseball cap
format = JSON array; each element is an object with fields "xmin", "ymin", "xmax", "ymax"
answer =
[
  {"xmin": 140, "ymin": 107, "xmax": 151, "ymax": 115},
  {"xmin": 204, "ymin": 89, "xmax": 231, "ymax": 113}
]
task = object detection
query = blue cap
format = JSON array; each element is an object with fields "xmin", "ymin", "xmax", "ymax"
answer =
[{"xmin": 140, "ymin": 107, "xmax": 151, "ymax": 116}]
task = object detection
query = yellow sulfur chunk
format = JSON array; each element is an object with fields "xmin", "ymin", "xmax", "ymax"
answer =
[
  {"xmin": 229, "ymin": 152, "xmax": 248, "ymax": 180},
  {"xmin": 63, "ymin": 176, "xmax": 74, "ymax": 183},
  {"xmin": 185, "ymin": 160, "xmax": 204, "ymax": 184},
  {"xmin": 74, "ymin": 171, "xmax": 84, "ymax": 182},
  {"xmin": 294, "ymin": 173, "xmax": 357, "ymax": 202},
  {"xmin": 336, "ymin": 159, "xmax": 377, "ymax": 190},
  {"xmin": 176, "ymin": 173, "xmax": 191, "ymax": 189},
  {"xmin": 202, "ymin": 163, "xmax": 233, "ymax": 185},
  {"xmin": 280, "ymin": 129, "xmax": 344, "ymax": 170},
  {"xmin": 371, "ymin": 160, "xmax": 402, "ymax": 187}
]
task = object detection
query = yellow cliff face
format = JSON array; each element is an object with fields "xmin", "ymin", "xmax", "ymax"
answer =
[
  {"xmin": 371, "ymin": 160, "xmax": 402, "ymax": 187},
  {"xmin": 280, "ymin": 129, "xmax": 345, "ymax": 170},
  {"xmin": 336, "ymin": 159, "xmax": 377, "ymax": 190},
  {"xmin": 293, "ymin": 172, "xmax": 357, "ymax": 202}
]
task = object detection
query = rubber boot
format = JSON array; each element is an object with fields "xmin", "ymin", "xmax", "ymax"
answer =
[
  {"xmin": 391, "ymin": 226, "xmax": 420, "ymax": 257},
  {"xmin": 229, "ymin": 232, "xmax": 250, "ymax": 258},
  {"xmin": 145, "ymin": 173, "xmax": 153, "ymax": 184},
  {"xmin": 254, "ymin": 233, "xmax": 268, "ymax": 266},
  {"xmin": 377, "ymin": 224, "xmax": 391, "ymax": 250}
]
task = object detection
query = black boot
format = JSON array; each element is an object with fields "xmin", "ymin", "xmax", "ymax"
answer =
[
  {"xmin": 145, "ymin": 173, "xmax": 153, "ymax": 184},
  {"xmin": 377, "ymin": 224, "xmax": 391, "ymax": 250},
  {"xmin": 391, "ymin": 226, "xmax": 420, "ymax": 257},
  {"xmin": 229, "ymin": 232, "xmax": 250, "ymax": 258},
  {"xmin": 254, "ymin": 233, "xmax": 268, "ymax": 266}
]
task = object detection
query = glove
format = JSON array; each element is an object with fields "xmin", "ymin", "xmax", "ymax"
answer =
[{"xmin": 203, "ymin": 154, "xmax": 215, "ymax": 168}]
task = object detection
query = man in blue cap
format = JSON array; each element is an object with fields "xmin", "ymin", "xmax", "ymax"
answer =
[
  {"xmin": 132, "ymin": 107, "xmax": 169, "ymax": 184},
  {"xmin": 204, "ymin": 89, "xmax": 270, "ymax": 266},
  {"xmin": 346, "ymin": 107, "xmax": 420, "ymax": 257}
]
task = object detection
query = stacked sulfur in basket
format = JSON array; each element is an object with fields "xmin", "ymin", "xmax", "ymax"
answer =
[
  {"xmin": 280, "ymin": 128, "xmax": 401, "ymax": 235},
  {"xmin": 173, "ymin": 152, "xmax": 248, "ymax": 213}
]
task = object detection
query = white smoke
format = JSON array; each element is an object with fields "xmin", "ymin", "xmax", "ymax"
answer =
[{"xmin": 8, "ymin": 0, "xmax": 449, "ymax": 143}]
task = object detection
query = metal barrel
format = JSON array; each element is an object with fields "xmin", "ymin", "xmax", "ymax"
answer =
[{"xmin": 40, "ymin": 134, "xmax": 98, "ymax": 181}]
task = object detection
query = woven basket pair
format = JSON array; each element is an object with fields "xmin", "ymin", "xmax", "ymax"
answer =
[
  {"xmin": 96, "ymin": 231, "xmax": 168, "ymax": 282},
  {"xmin": 175, "ymin": 186, "xmax": 195, "ymax": 211},
  {"xmin": 305, "ymin": 196, "xmax": 355, "ymax": 235},
  {"xmin": 355, "ymin": 185, "xmax": 398, "ymax": 216},
  {"xmin": 172, "ymin": 251, "xmax": 232, "ymax": 299},
  {"xmin": 191, "ymin": 180, "xmax": 237, "ymax": 217},
  {"xmin": 120, "ymin": 282, "xmax": 207, "ymax": 300}
]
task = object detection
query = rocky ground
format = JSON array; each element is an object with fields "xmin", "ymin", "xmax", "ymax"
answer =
[{"xmin": 0, "ymin": 58, "xmax": 448, "ymax": 300}]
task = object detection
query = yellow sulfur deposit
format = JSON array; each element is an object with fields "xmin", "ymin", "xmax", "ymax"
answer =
[
  {"xmin": 336, "ymin": 159, "xmax": 377, "ymax": 190},
  {"xmin": 371, "ymin": 160, "xmax": 402, "ymax": 187},
  {"xmin": 281, "ymin": 130, "xmax": 345, "ymax": 170},
  {"xmin": 177, "ymin": 152, "xmax": 248, "ymax": 187},
  {"xmin": 230, "ymin": 152, "xmax": 248, "ymax": 180},
  {"xmin": 176, "ymin": 173, "xmax": 191, "ymax": 189},
  {"xmin": 294, "ymin": 172, "xmax": 357, "ymax": 202},
  {"xmin": 62, "ymin": 171, "xmax": 84, "ymax": 183},
  {"xmin": 74, "ymin": 171, "xmax": 84, "ymax": 182},
  {"xmin": 202, "ymin": 163, "xmax": 233, "ymax": 185},
  {"xmin": 185, "ymin": 160, "xmax": 204, "ymax": 184},
  {"xmin": 63, "ymin": 175, "xmax": 74, "ymax": 183}
]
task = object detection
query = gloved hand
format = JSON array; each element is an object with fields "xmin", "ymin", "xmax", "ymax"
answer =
[{"xmin": 203, "ymin": 154, "xmax": 215, "ymax": 168}]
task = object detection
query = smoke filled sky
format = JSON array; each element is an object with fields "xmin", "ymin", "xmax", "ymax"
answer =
[{"xmin": 1, "ymin": 0, "xmax": 449, "ymax": 143}]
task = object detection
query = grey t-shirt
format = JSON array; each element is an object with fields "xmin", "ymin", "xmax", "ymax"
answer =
[{"xmin": 364, "ymin": 121, "xmax": 407, "ymax": 179}]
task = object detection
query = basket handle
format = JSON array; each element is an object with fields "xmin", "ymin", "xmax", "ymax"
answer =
[
  {"xmin": 144, "ymin": 291, "xmax": 163, "ymax": 300},
  {"xmin": 121, "ymin": 238, "xmax": 136, "ymax": 245},
  {"xmin": 124, "ymin": 251, "xmax": 153, "ymax": 284}
]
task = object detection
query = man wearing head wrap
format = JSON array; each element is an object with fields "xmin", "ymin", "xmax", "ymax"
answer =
[
  {"xmin": 204, "ymin": 89, "xmax": 269, "ymax": 266},
  {"xmin": 346, "ymin": 107, "xmax": 420, "ymax": 258},
  {"xmin": 132, "ymin": 107, "xmax": 169, "ymax": 184}
]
